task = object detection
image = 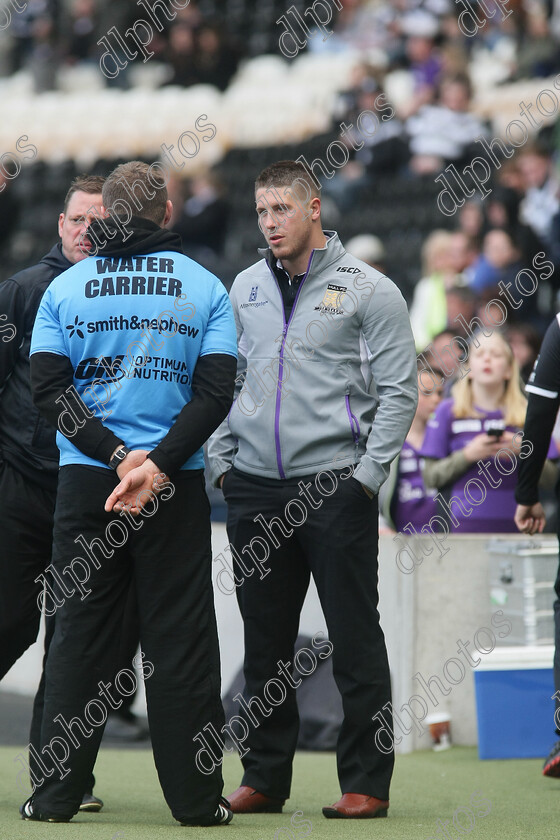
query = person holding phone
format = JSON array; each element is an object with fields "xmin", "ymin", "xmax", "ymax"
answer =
[{"xmin": 420, "ymin": 330, "xmax": 557, "ymax": 533}]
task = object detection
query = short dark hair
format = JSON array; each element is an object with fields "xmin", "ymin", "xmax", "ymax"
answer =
[
  {"xmin": 255, "ymin": 160, "xmax": 320, "ymax": 199},
  {"xmin": 103, "ymin": 161, "xmax": 168, "ymax": 225},
  {"xmin": 521, "ymin": 141, "xmax": 551, "ymax": 160},
  {"xmin": 63, "ymin": 175, "xmax": 105, "ymax": 213},
  {"xmin": 417, "ymin": 354, "xmax": 445, "ymax": 383}
]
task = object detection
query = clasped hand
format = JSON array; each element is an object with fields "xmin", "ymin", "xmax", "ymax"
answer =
[{"xmin": 104, "ymin": 449, "xmax": 168, "ymax": 515}]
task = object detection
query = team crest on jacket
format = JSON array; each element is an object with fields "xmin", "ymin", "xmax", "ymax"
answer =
[
  {"xmin": 240, "ymin": 285, "xmax": 269, "ymax": 309},
  {"xmin": 315, "ymin": 284, "xmax": 346, "ymax": 315}
]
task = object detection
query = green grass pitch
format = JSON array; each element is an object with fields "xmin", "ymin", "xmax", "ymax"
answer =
[{"xmin": 1, "ymin": 747, "xmax": 559, "ymax": 839}]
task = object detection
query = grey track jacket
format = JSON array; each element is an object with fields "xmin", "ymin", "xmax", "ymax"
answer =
[{"xmin": 207, "ymin": 232, "xmax": 418, "ymax": 494}]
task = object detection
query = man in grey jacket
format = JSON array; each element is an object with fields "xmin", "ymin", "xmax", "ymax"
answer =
[{"xmin": 208, "ymin": 160, "xmax": 417, "ymax": 819}]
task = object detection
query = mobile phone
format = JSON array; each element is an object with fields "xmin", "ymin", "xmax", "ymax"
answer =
[{"xmin": 487, "ymin": 427, "xmax": 503, "ymax": 438}]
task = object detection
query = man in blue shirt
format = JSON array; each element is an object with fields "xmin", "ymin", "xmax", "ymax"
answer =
[{"xmin": 25, "ymin": 161, "xmax": 237, "ymax": 826}]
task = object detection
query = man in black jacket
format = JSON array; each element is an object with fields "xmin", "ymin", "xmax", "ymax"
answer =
[
  {"xmin": 0, "ymin": 176, "xmax": 108, "ymax": 811},
  {"xmin": 0, "ymin": 175, "xmax": 104, "ymax": 677}
]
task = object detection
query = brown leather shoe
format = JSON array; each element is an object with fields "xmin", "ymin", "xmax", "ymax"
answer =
[
  {"xmin": 322, "ymin": 793, "xmax": 389, "ymax": 819},
  {"xmin": 226, "ymin": 786, "xmax": 285, "ymax": 814}
]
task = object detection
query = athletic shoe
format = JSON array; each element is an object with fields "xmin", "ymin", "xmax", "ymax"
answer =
[
  {"xmin": 103, "ymin": 710, "xmax": 149, "ymax": 741},
  {"xmin": 20, "ymin": 797, "xmax": 71, "ymax": 823},
  {"xmin": 180, "ymin": 797, "xmax": 233, "ymax": 826},
  {"xmin": 543, "ymin": 741, "xmax": 560, "ymax": 777},
  {"xmin": 79, "ymin": 792, "xmax": 104, "ymax": 812}
]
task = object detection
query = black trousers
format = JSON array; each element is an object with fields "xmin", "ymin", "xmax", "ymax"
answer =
[
  {"xmin": 0, "ymin": 460, "xmax": 56, "ymax": 679},
  {"xmin": 0, "ymin": 460, "xmax": 139, "ymax": 794},
  {"xmin": 28, "ymin": 580, "xmax": 140, "ymax": 790},
  {"xmin": 32, "ymin": 466, "xmax": 224, "ymax": 823},
  {"xmin": 223, "ymin": 467, "xmax": 394, "ymax": 801}
]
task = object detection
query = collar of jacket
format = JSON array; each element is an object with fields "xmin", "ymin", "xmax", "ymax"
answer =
[
  {"xmin": 258, "ymin": 230, "xmax": 345, "ymax": 278},
  {"xmin": 42, "ymin": 242, "xmax": 73, "ymax": 274}
]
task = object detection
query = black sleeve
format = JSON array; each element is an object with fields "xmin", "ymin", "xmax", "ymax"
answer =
[
  {"xmin": 149, "ymin": 353, "xmax": 237, "ymax": 477},
  {"xmin": 30, "ymin": 352, "xmax": 123, "ymax": 464},
  {"xmin": 0, "ymin": 280, "xmax": 24, "ymax": 392},
  {"xmin": 515, "ymin": 317, "xmax": 560, "ymax": 505},
  {"xmin": 547, "ymin": 212, "xmax": 560, "ymax": 279}
]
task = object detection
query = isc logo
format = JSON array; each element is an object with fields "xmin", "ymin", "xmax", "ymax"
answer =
[{"xmin": 336, "ymin": 266, "xmax": 360, "ymax": 274}]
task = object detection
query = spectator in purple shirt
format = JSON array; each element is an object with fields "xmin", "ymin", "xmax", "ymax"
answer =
[
  {"xmin": 381, "ymin": 358, "xmax": 444, "ymax": 532},
  {"xmin": 400, "ymin": 21, "xmax": 442, "ymax": 119},
  {"xmin": 421, "ymin": 331, "xmax": 557, "ymax": 533}
]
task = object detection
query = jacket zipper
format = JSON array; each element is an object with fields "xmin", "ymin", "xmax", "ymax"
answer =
[
  {"xmin": 345, "ymin": 392, "xmax": 360, "ymax": 452},
  {"xmin": 268, "ymin": 251, "xmax": 314, "ymax": 479}
]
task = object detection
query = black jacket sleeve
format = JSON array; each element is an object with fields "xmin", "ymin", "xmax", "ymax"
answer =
[
  {"xmin": 149, "ymin": 352, "xmax": 237, "ymax": 476},
  {"xmin": 0, "ymin": 280, "xmax": 24, "ymax": 392},
  {"xmin": 515, "ymin": 317, "xmax": 560, "ymax": 505},
  {"xmin": 30, "ymin": 352, "xmax": 123, "ymax": 464}
]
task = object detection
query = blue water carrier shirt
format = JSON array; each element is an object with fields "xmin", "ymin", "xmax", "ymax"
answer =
[{"xmin": 31, "ymin": 250, "xmax": 237, "ymax": 471}]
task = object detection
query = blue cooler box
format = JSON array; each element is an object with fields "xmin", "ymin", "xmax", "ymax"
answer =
[{"xmin": 474, "ymin": 646, "xmax": 555, "ymax": 759}]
